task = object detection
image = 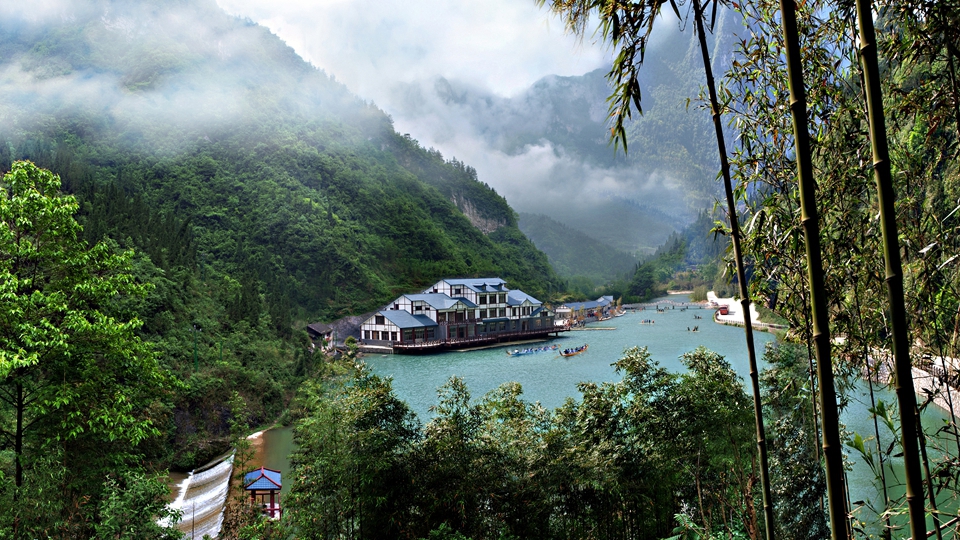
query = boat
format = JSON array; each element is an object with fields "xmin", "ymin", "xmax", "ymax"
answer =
[
  {"xmin": 507, "ymin": 345, "xmax": 559, "ymax": 357},
  {"xmin": 560, "ymin": 344, "xmax": 589, "ymax": 357}
]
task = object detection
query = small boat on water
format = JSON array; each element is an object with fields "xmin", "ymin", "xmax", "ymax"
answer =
[
  {"xmin": 560, "ymin": 344, "xmax": 588, "ymax": 357},
  {"xmin": 507, "ymin": 345, "xmax": 559, "ymax": 357}
]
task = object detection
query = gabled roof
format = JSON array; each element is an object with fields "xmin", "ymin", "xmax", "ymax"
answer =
[
  {"xmin": 403, "ymin": 293, "xmax": 465, "ymax": 310},
  {"xmin": 507, "ymin": 290, "xmax": 541, "ymax": 306},
  {"xmin": 560, "ymin": 300, "xmax": 602, "ymax": 311},
  {"xmin": 530, "ymin": 306, "xmax": 549, "ymax": 317},
  {"xmin": 560, "ymin": 296, "xmax": 613, "ymax": 311},
  {"xmin": 244, "ymin": 467, "xmax": 281, "ymax": 491},
  {"xmin": 381, "ymin": 310, "xmax": 438, "ymax": 329},
  {"xmin": 441, "ymin": 277, "xmax": 507, "ymax": 293}
]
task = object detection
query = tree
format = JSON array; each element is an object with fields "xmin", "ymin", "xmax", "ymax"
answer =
[
  {"xmin": 288, "ymin": 365, "xmax": 419, "ymax": 539},
  {"xmin": 0, "ymin": 161, "xmax": 173, "ymax": 537},
  {"xmin": 534, "ymin": 0, "xmax": 776, "ymax": 533}
]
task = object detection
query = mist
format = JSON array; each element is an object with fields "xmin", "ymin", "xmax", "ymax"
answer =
[
  {"xmin": 0, "ymin": 0, "xmax": 733, "ymax": 255},
  {"xmin": 214, "ymin": 0, "xmax": 733, "ymax": 250}
]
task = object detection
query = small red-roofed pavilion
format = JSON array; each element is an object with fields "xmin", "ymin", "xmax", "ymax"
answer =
[{"xmin": 244, "ymin": 467, "xmax": 282, "ymax": 519}]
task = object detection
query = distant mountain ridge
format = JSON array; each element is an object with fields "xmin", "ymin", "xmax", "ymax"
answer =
[
  {"xmin": 518, "ymin": 212, "xmax": 638, "ymax": 286},
  {"xmin": 384, "ymin": 7, "xmax": 743, "ymax": 253}
]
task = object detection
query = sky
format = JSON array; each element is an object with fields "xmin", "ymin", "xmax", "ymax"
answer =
[
  {"xmin": 209, "ymin": 0, "xmax": 707, "ymax": 246},
  {"xmin": 210, "ymin": 1, "xmax": 634, "ymax": 212},
  {"xmin": 214, "ymin": 0, "xmax": 608, "ymax": 101}
]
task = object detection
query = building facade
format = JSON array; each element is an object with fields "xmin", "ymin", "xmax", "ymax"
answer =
[{"xmin": 359, "ymin": 277, "xmax": 563, "ymax": 352}]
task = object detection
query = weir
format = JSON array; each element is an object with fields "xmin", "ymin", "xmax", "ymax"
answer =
[{"xmin": 163, "ymin": 453, "xmax": 234, "ymax": 538}]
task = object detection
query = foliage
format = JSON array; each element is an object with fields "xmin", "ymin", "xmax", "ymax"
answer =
[
  {"xmin": 518, "ymin": 212, "xmax": 637, "ymax": 287},
  {"xmin": 0, "ymin": 161, "xmax": 175, "ymax": 537},
  {"xmin": 722, "ymin": 0, "xmax": 960, "ymax": 534},
  {"xmin": 286, "ymin": 346, "xmax": 764, "ymax": 539}
]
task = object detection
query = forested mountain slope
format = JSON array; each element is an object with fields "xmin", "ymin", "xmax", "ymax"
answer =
[
  {"xmin": 384, "ymin": 6, "xmax": 742, "ymax": 254},
  {"xmin": 0, "ymin": 0, "xmax": 560, "ymax": 323},
  {"xmin": 518, "ymin": 212, "xmax": 637, "ymax": 286}
]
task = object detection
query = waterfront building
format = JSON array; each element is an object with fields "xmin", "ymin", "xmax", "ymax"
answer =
[
  {"xmin": 554, "ymin": 296, "xmax": 615, "ymax": 321},
  {"xmin": 358, "ymin": 277, "xmax": 564, "ymax": 353}
]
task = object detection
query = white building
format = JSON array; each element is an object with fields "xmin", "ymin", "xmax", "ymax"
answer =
[{"xmin": 359, "ymin": 277, "xmax": 560, "ymax": 352}]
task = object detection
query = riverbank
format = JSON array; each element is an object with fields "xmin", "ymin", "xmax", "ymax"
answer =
[{"xmin": 707, "ymin": 292, "xmax": 788, "ymax": 333}]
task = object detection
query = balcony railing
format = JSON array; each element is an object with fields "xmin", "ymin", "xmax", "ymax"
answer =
[{"xmin": 392, "ymin": 325, "xmax": 567, "ymax": 351}]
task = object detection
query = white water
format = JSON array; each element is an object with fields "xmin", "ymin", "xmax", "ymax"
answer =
[{"xmin": 162, "ymin": 453, "xmax": 234, "ymax": 539}]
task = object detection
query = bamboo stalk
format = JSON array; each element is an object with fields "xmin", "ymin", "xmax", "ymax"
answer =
[
  {"xmin": 853, "ymin": 1, "xmax": 927, "ymax": 537},
  {"xmin": 775, "ymin": 0, "xmax": 849, "ymax": 537},
  {"xmin": 691, "ymin": 2, "xmax": 774, "ymax": 538}
]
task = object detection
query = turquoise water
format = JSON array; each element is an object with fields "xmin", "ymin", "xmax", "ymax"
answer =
[
  {"xmin": 365, "ymin": 294, "xmax": 959, "ymax": 534},
  {"xmin": 366, "ymin": 297, "xmax": 772, "ymax": 418}
]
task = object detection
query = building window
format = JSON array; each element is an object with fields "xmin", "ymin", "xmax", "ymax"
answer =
[
  {"xmin": 454, "ymin": 288, "xmax": 462, "ymax": 295},
  {"xmin": 394, "ymin": 303, "xmax": 399, "ymax": 310},
  {"xmin": 479, "ymin": 295, "xmax": 487, "ymax": 305},
  {"xmin": 499, "ymin": 308, "xmax": 506, "ymax": 317},
  {"xmin": 375, "ymin": 315, "xmax": 385, "ymax": 325},
  {"xmin": 415, "ymin": 305, "xmax": 423, "ymax": 311},
  {"xmin": 438, "ymin": 312, "xmax": 446, "ymax": 323},
  {"xmin": 391, "ymin": 332, "xmax": 397, "ymax": 341},
  {"xmin": 499, "ymin": 294, "xmax": 506, "ymax": 303},
  {"xmin": 480, "ymin": 309, "xmax": 487, "ymax": 319}
]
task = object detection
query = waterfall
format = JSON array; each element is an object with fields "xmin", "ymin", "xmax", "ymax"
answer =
[{"xmin": 162, "ymin": 453, "xmax": 234, "ymax": 539}]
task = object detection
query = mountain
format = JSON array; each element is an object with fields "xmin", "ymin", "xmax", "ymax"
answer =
[
  {"xmin": 381, "ymin": 6, "xmax": 743, "ymax": 253},
  {"xmin": 0, "ymin": 0, "xmax": 562, "ymax": 321},
  {"xmin": 518, "ymin": 212, "xmax": 638, "ymax": 286}
]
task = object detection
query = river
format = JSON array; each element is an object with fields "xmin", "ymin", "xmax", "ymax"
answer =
[{"xmin": 363, "ymin": 294, "xmax": 957, "ymax": 535}]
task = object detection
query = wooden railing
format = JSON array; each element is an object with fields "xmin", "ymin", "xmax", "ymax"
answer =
[{"xmin": 392, "ymin": 325, "xmax": 567, "ymax": 351}]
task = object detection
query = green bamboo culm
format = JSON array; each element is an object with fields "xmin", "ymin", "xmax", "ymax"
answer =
[
  {"xmin": 775, "ymin": 0, "xmax": 849, "ymax": 537},
  {"xmin": 853, "ymin": 0, "xmax": 927, "ymax": 537},
  {"xmin": 691, "ymin": 1, "xmax": 775, "ymax": 537}
]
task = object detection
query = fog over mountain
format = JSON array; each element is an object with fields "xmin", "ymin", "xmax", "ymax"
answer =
[{"xmin": 218, "ymin": 0, "xmax": 743, "ymax": 254}]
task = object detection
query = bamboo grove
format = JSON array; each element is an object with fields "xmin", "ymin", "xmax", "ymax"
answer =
[{"xmin": 527, "ymin": 0, "xmax": 960, "ymax": 538}]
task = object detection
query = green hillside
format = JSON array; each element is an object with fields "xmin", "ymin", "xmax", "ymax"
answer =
[
  {"xmin": 0, "ymin": 0, "xmax": 561, "ymax": 322},
  {"xmin": 518, "ymin": 212, "xmax": 637, "ymax": 286},
  {"xmin": 0, "ymin": 0, "xmax": 564, "ymax": 512}
]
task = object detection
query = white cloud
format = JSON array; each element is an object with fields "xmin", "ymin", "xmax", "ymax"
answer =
[{"xmin": 215, "ymin": 0, "xmax": 608, "ymax": 101}]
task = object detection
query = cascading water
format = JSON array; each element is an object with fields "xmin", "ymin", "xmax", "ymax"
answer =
[{"xmin": 162, "ymin": 453, "xmax": 234, "ymax": 539}]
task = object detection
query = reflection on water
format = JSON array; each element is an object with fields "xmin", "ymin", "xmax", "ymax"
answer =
[{"xmin": 250, "ymin": 426, "xmax": 296, "ymax": 497}]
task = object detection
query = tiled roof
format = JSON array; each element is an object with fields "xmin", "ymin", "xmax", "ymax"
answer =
[
  {"xmin": 507, "ymin": 290, "xmax": 541, "ymax": 306},
  {"xmin": 560, "ymin": 300, "xmax": 599, "ymax": 311},
  {"xmin": 244, "ymin": 467, "xmax": 281, "ymax": 491},
  {"xmin": 442, "ymin": 277, "xmax": 506, "ymax": 292},
  {"xmin": 404, "ymin": 293, "xmax": 464, "ymax": 310},
  {"xmin": 381, "ymin": 310, "xmax": 438, "ymax": 329}
]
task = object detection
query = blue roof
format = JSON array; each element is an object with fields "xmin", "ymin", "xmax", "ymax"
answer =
[
  {"xmin": 562, "ymin": 296, "xmax": 613, "ymax": 311},
  {"xmin": 244, "ymin": 467, "xmax": 281, "ymax": 491},
  {"xmin": 442, "ymin": 278, "xmax": 506, "ymax": 292},
  {"xmin": 381, "ymin": 310, "xmax": 438, "ymax": 329},
  {"xmin": 404, "ymin": 293, "xmax": 464, "ymax": 310},
  {"xmin": 507, "ymin": 290, "xmax": 541, "ymax": 306},
  {"xmin": 562, "ymin": 300, "xmax": 602, "ymax": 311}
]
